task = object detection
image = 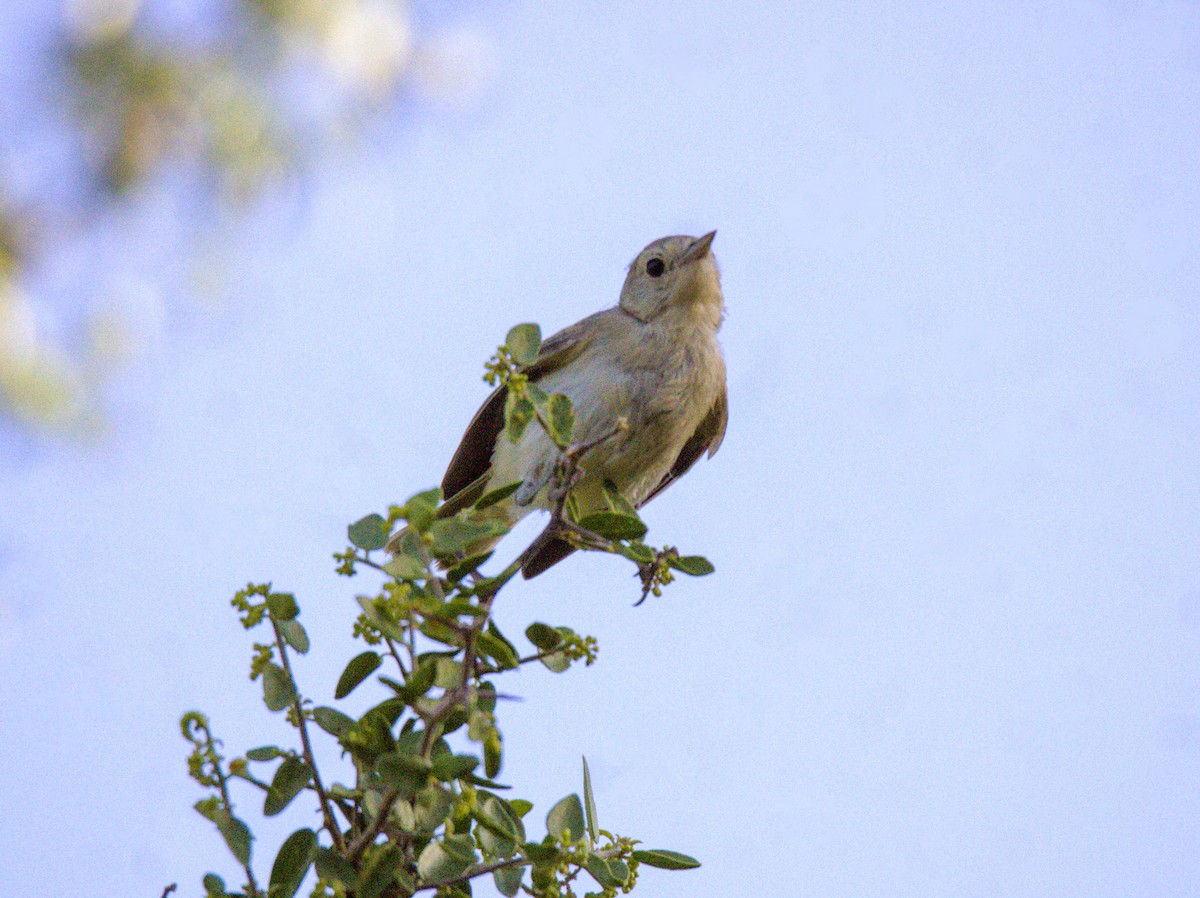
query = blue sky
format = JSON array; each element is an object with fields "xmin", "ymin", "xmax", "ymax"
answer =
[{"xmin": 2, "ymin": 2, "xmax": 1199, "ymax": 896}]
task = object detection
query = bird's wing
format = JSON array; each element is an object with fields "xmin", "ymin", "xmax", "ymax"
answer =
[
  {"xmin": 523, "ymin": 383, "xmax": 727, "ymax": 580},
  {"xmin": 637, "ymin": 386, "xmax": 728, "ymax": 508},
  {"xmin": 440, "ymin": 319, "xmax": 594, "ymax": 499}
]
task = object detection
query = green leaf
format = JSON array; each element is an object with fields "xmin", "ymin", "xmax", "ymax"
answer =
[
  {"xmin": 464, "ymin": 772, "xmax": 512, "ymax": 790},
  {"xmin": 279, "ymin": 619, "xmax": 309, "ymax": 654},
  {"xmin": 666, "ymin": 555, "xmax": 716, "ymax": 577},
  {"xmin": 504, "ymin": 393, "xmax": 536, "ymax": 443},
  {"xmin": 357, "ymin": 843, "xmax": 405, "ymax": 898},
  {"xmin": 418, "ymin": 618, "xmax": 460, "ymax": 647},
  {"xmin": 475, "ymin": 480, "xmax": 523, "ymax": 509},
  {"xmin": 631, "ymin": 849, "xmax": 701, "ymax": 870},
  {"xmin": 215, "ymin": 812, "xmax": 252, "ymax": 866},
  {"xmin": 268, "ymin": 827, "xmax": 317, "ymax": 898},
  {"xmin": 202, "ymin": 873, "xmax": 225, "ymax": 897},
  {"xmin": 335, "ymin": 651, "xmax": 381, "ymax": 699},
  {"xmin": 311, "ymin": 706, "xmax": 355, "ymax": 739},
  {"xmin": 476, "ymin": 681, "xmax": 497, "ymax": 712},
  {"xmin": 314, "ymin": 847, "xmax": 356, "ymax": 886},
  {"xmin": 619, "ymin": 541, "xmax": 656, "ymax": 564},
  {"xmin": 539, "ymin": 647, "xmax": 572, "ymax": 674},
  {"xmin": 476, "ymin": 630, "xmax": 520, "ymax": 670},
  {"xmin": 355, "ymin": 595, "xmax": 405, "ymax": 641},
  {"xmin": 546, "ymin": 793, "xmax": 584, "ymax": 842},
  {"xmin": 445, "ymin": 550, "xmax": 495, "ymax": 581},
  {"xmin": 521, "ymin": 841, "xmax": 560, "ymax": 864},
  {"xmin": 525, "ymin": 622, "xmax": 563, "ymax": 651},
  {"xmin": 509, "ymin": 799, "xmax": 533, "ymax": 818},
  {"xmin": 545, "ymin": 392, "xmax": 574, "ymax": 446},
  {"xmin": 413, "ymin": 784, "xmax": 456, "ymax": 831},
  {"xmin": 365, "ymin": 697, "xmax": 407, "ymax": 728},
  {"xmin": 494, "ymin": 864, "xmax": 523, "ymax": 897},
  {"xmin": 404, "ymin": 657, "xmax": 437, "ymax": 699},
  {"xmin": 266, "ymin": 592, "xmax": 299, "ymax": 620},
  {"xmin": 582, "ymin": 756, "xmax": 598, "ymax": 844},
  {"xmin": 264, "ymin": 756, "xmax": 311, "ymax": 816},
  {"xmin": 245, "ymin": 745, "xmax": 282, "ymax": 762},
  {"xmin": 602, "ymin": 479, "xmax": 638, "ymax": 516},
  {"xmin": 585, "ymin": 855, "xmax": 629, "ymax": 888},
  {"xmin": 577, "ymin": 511, "xmax": 647, "ymax": 541},
  {"xmin": 348, "ymin": 513, "xmax": 389, "ymax": 550},
  {"xmin": 434, "ymin": 658, "xmax": 463, "ymax": 689},
  {"xmin": 384, "ymin": 553, "xmax": 427, "ymax": 580},
  {"xmin": 484, "ymin": 728, "xmax": 503, "ymax": 778},
  {"xmin": 430, "ymin": 518, "xmax": 505, "ymax": 555},
  {"xmin": 475, "ymin": 794, "xmax": 520, "ymax": 858},
  {"xmin": 416, "ymin": 837, "xmax": 472, "ymax": 884},
  {"xmin": 376, "ymin": 752, "xmax": 431, "ymax": 797},
  {"xmin": 431, "ymin": 753, "xmax": 479, "ymax": 781},
  {"xmin": 505, "ymin": 322, "xmax": 541, "ymax": 365},
  {"xmin": 441, "ymin": 833, "xmax": 478, "ymax": 865},
  {"xmin": 404, "ymin": 495, "xmax": 437, "ymax": 533},
  {"xmin": 262, "ymin": 663, "xmax": 297, "ymax": 712}
]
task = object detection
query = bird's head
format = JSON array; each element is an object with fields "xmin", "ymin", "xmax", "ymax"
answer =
[{"xmin": 618, "ymin": 231, "xmax": 723, "ymax": 327}]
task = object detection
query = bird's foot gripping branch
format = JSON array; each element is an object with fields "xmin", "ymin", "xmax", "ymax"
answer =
[{"xmin": 180, "ymin": 327, "xmax": 713, "ymax": 898}]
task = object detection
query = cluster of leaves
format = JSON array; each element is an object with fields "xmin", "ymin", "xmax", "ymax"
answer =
[{"xmin": 181, "ymin": 328, "xmax": 712, "ymax": 897}]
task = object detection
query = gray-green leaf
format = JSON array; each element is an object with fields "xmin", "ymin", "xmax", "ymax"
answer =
[
  {"xmin": 268, "ymin": 827, "xmax": 317, "ymax": 898},
  {"xmin": 279, "ymin": 619, "xmax": 309, "ymax": 654},
  {"xmin": 335, "ymin": 651, "xmax": 381, "ymax": 699},
  {"xmin": 216, "ymin": 813, "xmax": 252, "ymax": 866},
  {"xmin": 262, "ymin": 663, "xmax": 297, "ymax": 712},
  {"xmin": 577, "ymin": 511, "xmax": 647, "ymax": 541},
  {"xmin": 666, "ymin": 555, "xmax": 716, "ymax": 576},
  {"xmin": 582, "ymin": 756, "xmax": 598, "ymax": 844},
  {"xmin": 416, "ymin": 837, "xmax": 472, "ymax": 883},
  {"xmin": 631, "ymin": 849, "xmax": 701, "ymax": 870},
  {"xmin": 506, "ymin": 323, "xmax": 541, "ymax": 365},
  {"xmin": 546, "ymin": 793, "xmax": 585, "ymax": 842},
  {"xmin": 314, "ymin": 847, "xmax": 356, "ymax": 886},
  {"xmin": 505, "ymin": 393, "xmax": 536, "ymax": 443},
  {"xmin": 266, "ymin": 592, "xmax": 299, "ymax": 620},
  {"xmin": 348, "ymin": 513, "xmax": 389, "ymax": 550},
  {"xmin": 264, "ymin": 756, "xmax": 310, "ymax": 816},
  {"xmin": 545, "ymin": 392, "xmax": 574, "ymax": 446},
  {"xmin": 525, "ymin": 622, "xmax": 563, "ymax": 651},
  {"xmin": 494, "ymin": 864, "xmax": 523, "ymax": 897},
  {"xmin": 311, "ymin": 706, "xmax": 355, "ymax": 739}
]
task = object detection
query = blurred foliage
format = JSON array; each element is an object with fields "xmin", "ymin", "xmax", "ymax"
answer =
[
  {"xmin": 181, "ymin": 333, "xmax": 711, "ymax": 897},
  {"xmin": 0, "ymin": 0, "xmax": 487, "ymax": 436}
]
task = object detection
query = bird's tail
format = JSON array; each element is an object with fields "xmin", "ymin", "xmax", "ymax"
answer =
[{"xmin": 518, "ymin": 526, "xmax": 577, "ymax": 578}]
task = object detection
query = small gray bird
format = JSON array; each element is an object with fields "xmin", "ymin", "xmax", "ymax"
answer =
[{"xmin": 418, "ymin": 231, "xmax": 727, "ymax": 578}]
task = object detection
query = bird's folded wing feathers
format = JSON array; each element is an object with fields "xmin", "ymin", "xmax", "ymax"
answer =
[
  {"xmin": 522, "ymin": 386, "xmax": 727, "ymax": 579},
  {"xmin": 440, "ymin": 319, "xmax": 594, "ymax": 499},
  {"xmin": 638, "ymin": 386, "xmax": 728, "ymax": 508}
]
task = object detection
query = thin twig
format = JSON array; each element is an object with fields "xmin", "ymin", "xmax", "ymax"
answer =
[
  {"xmin": 271, "ymin": 620, "xmax": 347, "ymax": 854},
  {"xmin": 199, "ymin": 719, "xmax": 260, "ymax": 897},
  {"xmin": 415, "ymin": 856, "xmax": 528, "ymax": 893},
  {"xmin": 383, "ymin": 636, "xmax": 409, "ymax": 678}
]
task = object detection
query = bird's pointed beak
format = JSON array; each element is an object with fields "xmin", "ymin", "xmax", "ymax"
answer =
[{"xmin": 679, "ymin": 230, "xmax": 717, "ymax": 266}]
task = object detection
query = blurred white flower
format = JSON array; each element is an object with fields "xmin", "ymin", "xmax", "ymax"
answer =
[
  {"xmin": 0, "ymin": 284, "xmax": 90, "ymax": 433},
  {"xmin": 323, "ymin": 0, "xmax": 414, "ymax": 99}
]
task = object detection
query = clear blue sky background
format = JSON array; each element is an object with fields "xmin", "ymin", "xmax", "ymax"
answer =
[{"xmin": 2, "ymin": 2, "xmax": 1199, "ymax": 896}]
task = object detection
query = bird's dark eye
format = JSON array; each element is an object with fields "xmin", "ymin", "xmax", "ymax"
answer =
[{"xmin": 646, "ymin": 257, "xmax": 665, "ymax": 277}]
